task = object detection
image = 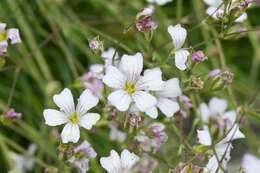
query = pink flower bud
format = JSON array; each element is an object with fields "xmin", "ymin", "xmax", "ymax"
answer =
[
  {"xmin": 135, "ymin": 18, "xmax": 158, "ymax": 32},
  {"xmin": 191, "ymin": 50, "xmax": 208, "ymax": 63},
  {"xmin": 5, "ymin": 108, "xmax": 22, "ymax": 121}
]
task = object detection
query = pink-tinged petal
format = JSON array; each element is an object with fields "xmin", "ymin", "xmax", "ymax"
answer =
[
  {"xmin": 43, "ymin": 109, "xmax": 68, "ymax": 126},
  {"xmin": 108, "ymin": 90, "xmax": 132, "ymax": 111},
  {"xmin": 61, "ymin": 123, "xmax": 80, "ymax": 143},
  {"xmin": 102, "ymin": 66, "xmax": 126, "ymax": 89},
  {"xmin": 0, "ymin": 23, "xmax": 7, "ymax": 30},
  {"xmin": 133, "ymin": 91, "xmax": 157, "ymax": 112},
  {"xmin": 7, "ymin": 29, "xmax": 21, "ymax": 44},
  {"xmin": 53, "ymin": 88, "xmax": 75, "ymax": 115},
  {"xmin": 79, "ymin": 113, "xmax": 100, "ymax": 130},
  {"xmin": 76, "ymin": 89, "xmax": 99, "ymax": 116}
]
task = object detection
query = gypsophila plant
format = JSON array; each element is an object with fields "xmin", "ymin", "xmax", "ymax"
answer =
[{"xmin": 0, "ymin": 0, "xmax": 260, "ymax": 173}]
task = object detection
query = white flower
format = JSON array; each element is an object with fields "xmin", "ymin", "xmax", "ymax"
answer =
[
  {"xmin": 147, "ymin": 0, "xmax": 173, "ymax": 6},
  {"xmin": 145, "ymin": 78, "xmax": 182, "ymax": 118},
  {"xmin": 9, "ymin": 144, "xmax": 37, "ymax": 173},
  {"xmin": 197, "ymin": 127, "xmax": 212, "ymax": 146},
  {"xmin": 102, "ymin": 52, "xmax": 163, "ymax": 112},
  {"xmin": 100, "ymin": 149, "xmax": 139, "ymax": 173},
  {"xmin": 101, "ymin": 47, "xmax": 119, "ymax": 67},
  {"xmin": 168, "ymin": 24, "xmax": 190, "ymax": 71},
  {"xmin": 0, "ymin": 23, "xmax": 21, "ymax": 55},
  {"xmin": 43, "ymin": 88, "xmax": 100, "ymax": 143},
  {"xmin": 203, "ymin": 0, "xmax": 248, "ymax": 23},
  {"xmin": 109, "ymin": 122, "xmax": 127, "ymax": 143},
  {"xmin": 242, "ymin": 154, "xmax": 260, "ymax": 173}
]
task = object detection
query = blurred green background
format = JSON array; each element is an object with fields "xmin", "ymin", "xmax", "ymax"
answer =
[{"xmin": 0, "ymin": 0, "xmax": 260, "ymax": 172}]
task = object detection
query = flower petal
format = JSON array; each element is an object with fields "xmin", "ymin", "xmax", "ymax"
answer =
[
  {"xmin": 61, "ymin": 123, "xmax": 80, "ymax": 143},
  {"xmin": 0, "ymin": 23, "xmax": 7, "ymax": 30},
  {"xmin": 235, "ymin": 13, "xmax": 247, "ymax": 23},
  {"xmin": 119, "ymin": 52, "xmax": 143, "ymax": 81},
  {"xmin": 203, "ymin": 0, "xmax": 222, "ymax": 7},
  {"xmin": 222, "ymin": 124, "xmax": 245, "ymax": 142},
  {"xmin": 168, "ymin": 24, "xmax": 187, "ymax": 50},
  {"xmin": 158, "ymin": 78, "xmax": 182, "ymax": 98},
  {"xmin": 43, "ymin": 109, "xmax": 68, "ymax": 126},
  {"xmin": 145, "ymin": 106, "xmax": 158, "ymax": 119},
  {"xmin": 157, "ymin": 98, "xmax": 180, "ymax": 117},
  {"xmin": 132, "ymin": 91, "xmax": 157, "ymax": 112},
  {"xmin": 108, "ymin": 90, "xmax": 132, "ymax": 111},
  {"xmin": 242, "ymin": 154, "xmax": 260, "ymax": 173},
  {"xmin": 7, "ymin": 28, "xmax": 22, "ymax": 44},
  {"xmin": 102, "ymin": 66, "xmax": 126, "ymax": 89},
  {"xmin": 199, "ymin": 103, "xmax": 211, "ymax": 122},
  {"xmin": 53, "ymin": 88, "xmax": 75, "ymax": 115},
  {"xmin": 76, "ymin": 89, "xmax": 99, "ymax": 116},
  {"xmin": 222, "ymin": 110, "xmax": 236, "ymax": 127},
  {"xmin": 137, "ymin": 67, "xmax": 163, "ymax": 91},
  {"xmin": 197, "ymin": 128, "xmax": 212, "ymax": 146},
  {"xmin": 206, "ymin": 7, "xmax": 224, "ymax": 19},
  {"xmin": 174, "ymin": 49, "xmax": 189, "ymax": 71},
  {"xmin": 79, "ymin": 113, "xmax": 100, "ymax": 130},
  {"xmin": 121, "ymin": 149, "xmax": 140, "ymax": 171},
  {"xmin": 209, "ymin": 97, "xmax": 227, "ymax": 116},
  {"xmin": 0, "ymin": 41, "xmax": 8, "ymax": 54},
  {"xmin": 100, "ymin": 150, "xmax": 121, "ymax": 172}
]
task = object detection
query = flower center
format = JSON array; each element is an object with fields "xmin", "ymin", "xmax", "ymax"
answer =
[
  {"xmin": 75, "ymin": 151, "xmax": 86, "ymax": 159},
  {"xmin": 124, "ymin": 82, "xmax": 136, "ymax": 95},
  {"xmin": 69, "ymin": 113, "xmax": 80, "ymax": 124},
  {"xmin": 0, "ymin": 32, "xmax": 7, "ymax": 41}
]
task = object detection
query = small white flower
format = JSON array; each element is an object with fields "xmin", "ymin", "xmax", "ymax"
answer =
[
  {"xmin": 145, "ymin": 78, "xmax": 182, "ymax": 118},
  {"xmin": 168, "ymin": 24, "xmax": 190, "ymax": 71},
  {"xmin": 100, "ymin": 149, "xmax": 139, "ymax": 173},
  {"xmin": 203, "ymin": 0, "xmax": 248, "ymax": 23},
  {"xmin": 102, "ymin": 52, "xmax": 163, "ymax": 112},
  {"xmin": 43, "ymin": 88, "xmax": 100, "ymax": 143},
  {"xmin": 101, "ymin": 47, "xmax": 119, "ymax": 67},
  {"xmin": 197, "ymin": 127, "xmax": 212, "ymax": 146},
  {"xmin": 147, "ymin": 0, "xmax": 173, "ymax": 6},
  {"xmin": 109, "ymin": 122, "xmax": 127, "ymax": 143},
  {"xmin": 0, "ymin": 22, "xmax": 21, "ymax": 55},
  {"xmin": 242, "ymin": 154, "xmax": 260, "ymax": 173}
]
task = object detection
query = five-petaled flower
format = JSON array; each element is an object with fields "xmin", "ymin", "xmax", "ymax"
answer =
[
  {"xmin": 102, "ymin": 52, "xmax": 163, "ymax": 112},
  {"xmin": 100, "ymin": 149, "xmax": 139, "ymax": 173},
  {"xmin": 43, "ymin": 88, "xmax": 100, "ymax": 143}
]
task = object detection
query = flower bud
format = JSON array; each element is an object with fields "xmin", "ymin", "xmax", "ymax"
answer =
[
  {"xmin": 135, "ymin": 17, "xmax": 158, "ymax": 32},
  {"xmin": 44, "ymin": 167, "xmax": 58, "ymax": 173},
  {"xmin": 128, "ymin": 113, "xmax": 143, "ymax": 128},
  {"xmin": 191, "ymin": 50, "xmax": 208, "ymax": 63},
  {"xmin": 221, "ymin": 70, "xmax": 234, "ymax": 84},
  {"xmin": 88, "ymin": 36, "xmax": 103, "ymax": 53},
  {"xmin": 208, "ymin": 69, "xmax": 221, "ymax": 78},
  {"xmin": 191, "ymin": 77, "xmax": 204, "ymax": 90},
  {"xmin": 240, "ymin": 0, "xmax": 253, "ymax": 9}
]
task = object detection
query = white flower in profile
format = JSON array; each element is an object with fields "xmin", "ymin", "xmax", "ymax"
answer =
[
  {"xmin": 102, "ymin": 52, "xmax": 163, "ymax": 112},
  {"xmin": 168, "ymin": 24, "xmax": 190, "ymax": 71},
  {"xmin": 0, "ymin": 23, "xmax": 21, "ymax": 55},
  {"xmin": 145, "ymin": 78, "xmax": 182, "ymax": 119},
  {"xmin": 43, "ymin": 88, "xmax": 100, "ymax": 143},
  {"xmin": 203, "ymin": 0, "xmax": 248, "ymax": 23},
  {"xmin": 147, "ymin": 0, "xmax": 173, "ymax": 6},
  {"xmin": 100, "ymin": 149, "xmax": 139, "ymax": 173},
  {"xmin": 101, "ymin": 47, "xmax": 119, "ymax": 67},
  {"xmin": 242, "ymin": 154, "xmax": 260, "ymax": 173}
]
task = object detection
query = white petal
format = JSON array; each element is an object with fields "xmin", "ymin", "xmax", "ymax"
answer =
[
  {"xmin": 102, "ymin": 47, "xmax": 119, "ymax": 66},
  {"xmin": 53, "ymin": 88, "xmax": 75, "ymax": 115},
  {"xmin": 108, "ymin": 90, "xmax": 132, "ymax": 111},
  {"xmin": 137, "ymin": 67, "xmax": 164, "ymax": 91},
  {"xmin": 90, "ymin": 64, "xmax": 104, "ymax": 74},
  {"xmin": 0, "ymin": 41, "xmax": 8, "ymax": 53},
  {"xmin": 203, "ymin": 0, "xmax": 222, "ymax": 6},
  {"xmin": 158, "ymin": 78, "xmax": 182, "ymax": 98},
  {"xmin": 222, "ymin": 124, "xmax": 245, "ymax": 142},
  {"xmin": 145, "ymin": 106, "xmax": 158, "ymax": 119},
  {"xmin": 197, "ymin": 128, "xmax": 212, "ymax": 146},
  {"xmin": 222, "ymin": 110, "xmax": 236, "ymax": 126},
  {"xmin": 147, "ymin": 0, "xmax": 172, "ymax": 5},
  {"xmin": 132, "ymin": 91, "xmax": 157, "ymax": 112},
  {"xmin": 79, "ymin": 113, "xmax": 100, "ymax": 130},
  {"xmin": 121, "ymin": 149, "xmax": 140, "ymax": 171},
  {"xmin": 167, "ymin": 24, "xmax": 187, "ymax": 50},
  {"xmin": 0, "ymin": 23, "xmax": 7, "ymax": 30},
  {"xmin": 174, "ymin": 49, "xmax": 189, "ymax": 71},
  {"xmin": 242, "ymin": 154, "xmax": 260, "ymax": 173},
  {"xmin": 76, "ymin": 89, "xmax": 99, "ymax": 116},
  {"xmin": 7, "ymin": 28, "xmax": 21, "ymax": 44},
  {"xmin": 43, "ymin": 109, "xmax": 68, "ymax": 126},
  {"xmin": 209, "ymin": 97, "xmax": 227, "ymax": 116},
  {"xmin": 157, "ymin": 98, "xmax": 180, "ymax": 117},
  {"xmin": 206, "ymin": 7, "xmax": 224, "ymax": 19},
  {"xmin": 119, "ymin": 52, "xmax": 143, "ymax": 81},
  {"xmin": 61, "ymin": 123, "xmax": 80, "ymax": 143},
  {"xmin": 235, "ymin": 13, "xmax": 247, "ymax": 23},
  {"xmin": 103, "ymin": 66, "xmax": 126, "ymax": 89},
  {"xmin": 200, "ymin": 103, "xmax": 211, "ymax": 122},
  {"xmin": 100, "ymin": 150, "xmax": 121, "ymax": 173}
]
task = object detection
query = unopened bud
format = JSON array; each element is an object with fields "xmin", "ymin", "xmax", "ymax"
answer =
[
  {"xmin": 128, "ymin": 113, "xmax": 143, "ymax": 128},
  {"xmin": 191, "ymin": 50, "xmax": 208, "ymax": 63},
  {"xmin": 88, "ymin": 36, "xmax": 103, "ymax": 53},
  {"xmin": 135, "ymin": 17, "xmax": 158, "ymax": 32},
  {"xmin": 191, "ymin": 77, "xmax": 204, "ymax": 90},
  {"xmin": 221, "ymin": 70, "xmax": 234, "ymax": 84}
]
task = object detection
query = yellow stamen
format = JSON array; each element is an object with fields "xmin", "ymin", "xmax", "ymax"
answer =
[
  {"xmin": 69, "ymin": 113, "xmax": 80, "ymax": 124},
  {"xmin": 125, "ymin": 82, "xmax": 136, "ymax": 95}
]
